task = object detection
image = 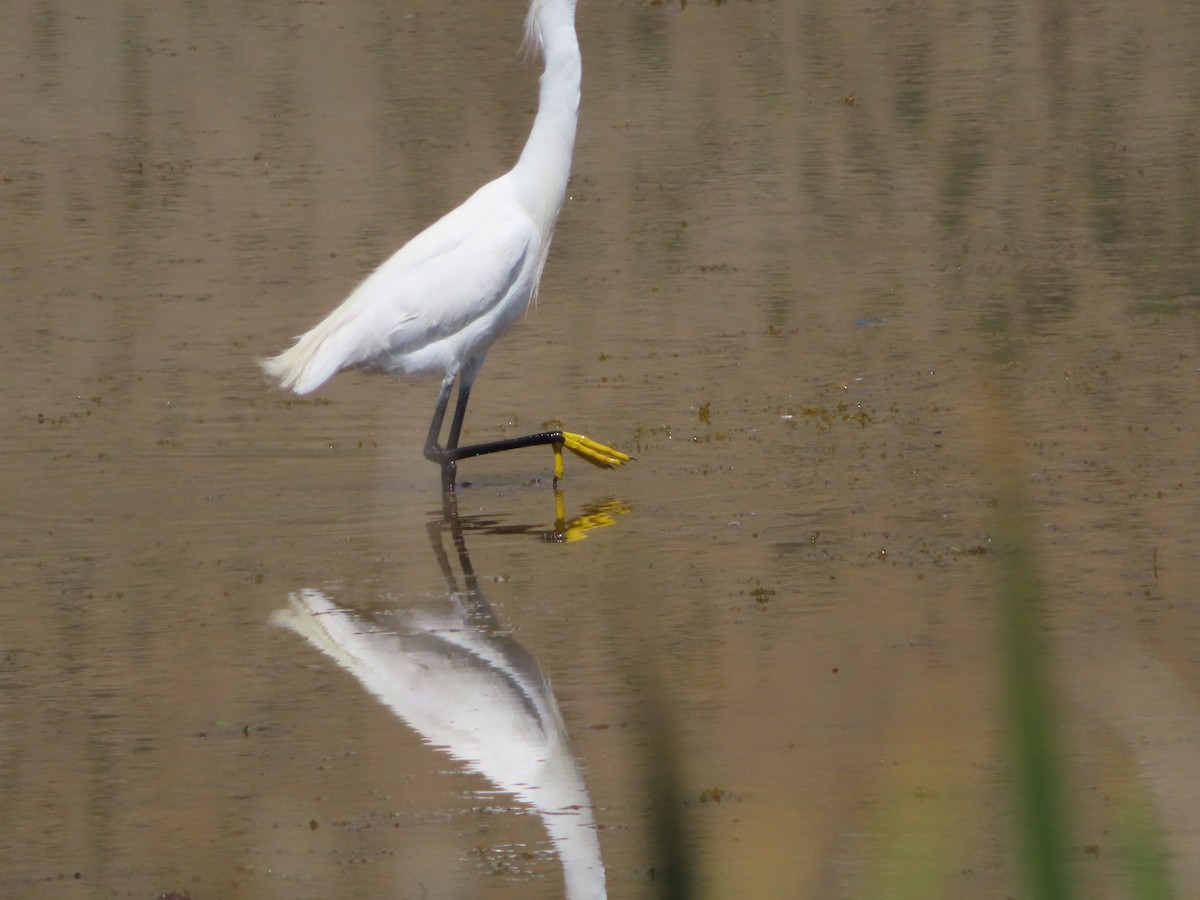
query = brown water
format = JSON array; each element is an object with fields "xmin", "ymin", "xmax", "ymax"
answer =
[{"xmin": 3, "ymin": 1, "xmax": 1199, "ymax": 897}]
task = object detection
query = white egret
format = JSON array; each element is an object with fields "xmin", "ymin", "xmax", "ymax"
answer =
[{"xmin": 261, "ymin": 0, "xmax": 630, "ymax": 489}]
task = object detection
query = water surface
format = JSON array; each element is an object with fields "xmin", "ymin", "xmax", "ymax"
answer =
[{"xmin": 2, "ymin": 1, "xmax": 1199, "ymax": 897}]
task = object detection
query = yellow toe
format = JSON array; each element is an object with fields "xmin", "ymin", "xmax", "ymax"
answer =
[{"xmin": 561, "ymin": 431, "xmax": 633, "ymax": 470}]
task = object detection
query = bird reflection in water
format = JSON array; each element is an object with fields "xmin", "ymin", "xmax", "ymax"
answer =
[{"xmin": 271, "ymin": 491, "xmax": 626, "ymax": 898}]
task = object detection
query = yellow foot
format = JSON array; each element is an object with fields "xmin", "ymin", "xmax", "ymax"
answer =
[{"xmin": 560, "ymin": 431, "xmax": 632, "ymax": 470}]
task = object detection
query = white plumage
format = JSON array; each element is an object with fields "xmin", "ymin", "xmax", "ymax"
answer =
[
  {"xmin": 261, "ymin": 0, "xmax": 627, "ymax": 487},
  {"xmin": 261, "ymin": 0, "xmax": 578, "ymax": 396}
]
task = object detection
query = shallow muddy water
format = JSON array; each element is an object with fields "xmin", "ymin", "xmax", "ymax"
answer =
[{"xmin": 2, "ymin": 1, "xmax": 1199, "ymax": 898}]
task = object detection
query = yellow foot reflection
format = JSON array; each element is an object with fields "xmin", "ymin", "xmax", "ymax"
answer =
[
  {"xmin": 553, "ymin": 431, "xmax": 633, "ymax": 481},
  {"xmin": 554, "ymin": 491, "xmax": 632, "ymax": 542}
]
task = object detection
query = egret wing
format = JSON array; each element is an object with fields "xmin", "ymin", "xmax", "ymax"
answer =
[
  {"xmin": 261, "ymin": 179, "xmax": 540, "ymax": 392},
  {"xmin": 378, "ymin": 197, "xmax": 541, "ymax": 353}
]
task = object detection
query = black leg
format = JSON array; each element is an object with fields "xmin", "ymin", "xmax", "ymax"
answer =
[
  {"xmin": 440, "ymin": 429, "xmax": 566, "ymax": 461},
  {"xmin": 423, "ymin": 372, "xmax": 455, "ymax": 460},
  {"xmin": 445, "ymin": 373, "xmax": 473, "ymax": 453},
  {"xmin": 424, "ymin": 372, "xmax": 458, "ymax": 489},
  {"xmin": 429, "ymin": 357, "xmax": 491, "ymax": 491},
  {"xmin": 438, "ymin": 361, "xmax": 566, "ymax": 464},
  {"xmin": 423, "ymin": 357, "xmax": 626, "ymax": 490},
  {"xmin": 427, "ymin": 387, "xmax": 564, "ymax": 489}
]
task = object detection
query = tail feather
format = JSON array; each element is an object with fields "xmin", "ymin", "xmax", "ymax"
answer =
[
  {"xmin": 259, "ymin": 334, "xmax": 338, "ymax": 395},
  {"xmin": 260, "ymin": 299, "xmax": 378, "ymax": 395}
]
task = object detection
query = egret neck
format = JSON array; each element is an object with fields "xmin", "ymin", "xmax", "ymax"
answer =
[{"xmin": 514, "ymin": 0, "xmax": 581, "ymax": 243}]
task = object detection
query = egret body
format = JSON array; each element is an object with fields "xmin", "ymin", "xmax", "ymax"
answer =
[{"xmin": 261, "ymin": 0, "xmax": 629, "ymax": 488}]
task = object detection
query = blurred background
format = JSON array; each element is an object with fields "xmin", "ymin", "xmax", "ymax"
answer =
[{"xmin": 1, "ymin": 0, "xmax": 1198, "ymax": 897}]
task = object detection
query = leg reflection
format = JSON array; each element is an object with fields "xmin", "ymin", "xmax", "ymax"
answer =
[{"xmin": 272, "ymin": 499, "xmax": 608, "ymax": 898}]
